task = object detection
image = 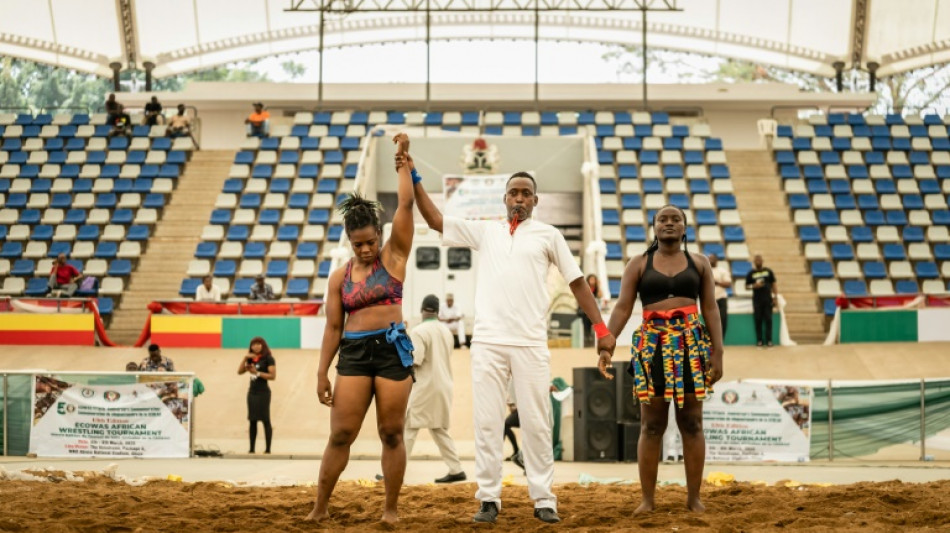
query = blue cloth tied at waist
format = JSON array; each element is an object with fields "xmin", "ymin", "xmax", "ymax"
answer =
[{"xmin": 342, "ymin": 322, "xmax": 414, "ymax": 368}]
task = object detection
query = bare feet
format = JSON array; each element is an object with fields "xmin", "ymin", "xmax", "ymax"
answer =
[
  {"xmin": 687, "ymin": 496, "xmax": 706, "ymax": 513},
  {"xmin": 634, "ymin": 500, "xmax": 655, "ymax": 514},
  {"xmin": 304, "ymin": 507, "xmax": 329, "ymax": 522},
  {"xmin": 380, "ymin": 510, "xmax": 399, "ymax": 524}
]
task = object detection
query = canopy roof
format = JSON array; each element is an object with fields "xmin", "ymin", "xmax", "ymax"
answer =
[{"xmin": 0, "ymin": 0, "xmax": 946, "ymax": 79}]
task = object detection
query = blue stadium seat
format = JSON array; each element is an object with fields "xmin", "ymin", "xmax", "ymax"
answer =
[
  {"xmin": 18, "ymin": 209, "xmax": 41, "ymax": 224},
  {"xmin": 622, "ymin": 137, "xmax": 641, "ymax": 150},
  {"xmin": 902, "ymin": 226, "xmax": 924, "ymax": 243},
  {"xmin": 651, "ymin": 112, "xmax": 669, "ymax": 125},
  {"xmin": 65, "ymin": 138, "xmax": 85, "ymax": 151},
  {"xmin": 625, "ymin": 226, "xmax": 646, "ymax": 242},
  {"xmin": 179, "ymin": 278, "xmax": 200, "ymax": 296},
  {"xmin": 882, "ymin": 244, "xmax": 906, "ymax": 260},
  {"xmin": 617, "ymin": 165, "xmax": 637, "ymax": 179},
  {"xmin": 874, "ymin": 180, "xmax": 896, "ymax": 194},
  {"xmin": 916, "ymin": 262, "xmax": 939, "ymax": 279},
  {"xmin": 885, "ymin": 211, "xmax": 907, "ymax": 225},
  {"xmin": 819, "ymin": 151, "xmax": 840, "ymax": 165},
  {"xmin": 933, "ymin": 210, "xmax": 950, "ymax": 225},
  {"xmin": 685, "ymin": 151, "xmax": 705, "ymax": 165},
  {"xmin": 266, "ymin": 260, "xmax": 289, "ymax": 278},
  {"xmin": 609, "ymin": 279, "xmax": 621, "ymax": 299},
  {"xmin": 277, "ymin": 226, "xmax": 299, "ymax": 241},
  {"xmin": 709, "ymin": 165, "xmax": 730, "ymax": 179},
  {"xmin": 313, "ymin": 111, "xmax": 332, "ymax": 125},
  {"xmin": 864, "ymin": 210, "xmax": 885, "ymax": 226},
  {"xmin": 108, "ymin": 259, "xmax": 132, "ymax": 276},
  {"xmin": 601, "ymin": 209, "xmax": 619, "ymax": 225},
  {"xmin": 540, "ymin": 112, "xmax": 558, "ymax": 125},
  {"xmin": 213, "ymin": 260, "xmax": 236, "ymax": 277},
  {"xmin": 223, "ymin": 179, "xmax": 243, "ymax": 194},
  {"xmin": 824, "ymin": 299, "xmax": 838, "ymax": 316},
  {"xmin": 226, "ymin": 226, "xmax": 249, "ymax": 241},
  {"xmin": 317, "ymin": 179, "xmax": 339, "ymax": 194},
  {"xmin": 111, "ymin": 209, "xmax": 133, "ymax": 224},
  {"xmin": 723, "ymin": 226, "xmax": 745, "ymax": 242},
  {"xmin": 288, "ymin": 193, "xmax": 310, "ymax": 209},
  {"xmin": 297, "ymin": 242, "xmax": 319, "ymax": 259},
  {"xmin": 308, "ymin": 209, "xmax": 331, "ymax": 225},
  {"xmin": 327, "ymin": 125, "xmax": 346, "ymax": 138},
  {"xmin": 606, "ymin": 243, "xmax": 622, "ymax": 260},
  {"xmin": 902, "ymin": 194, "xmax": 924, "ymax": 210},
  {"xmin": 112, "ymin": 179, "xmax": 133, "ymax": 193},
  {"xmin": 811, "ymin": 261, "xmax": 834, "ymax": 278},
  {"xmin": 97, "ymin": 297, "xmax": 114, "ymax": 315},
  {"xmin": 865, "ymin": 151, "xmax": 885, "ymax": 165},
  {"xmin": 893, "ymin": 138, "xmax": 912, "ymax": 151},
  {"xmin": 834, "ymin": 195, "xmax": 857, "ymax": 210},
  {"xmin": 195, "ymin": 242, "xmax": 218, "ymax": 259},
  {"xmin": 863, "ymin": 261, "xmax": 886, "ymax": 279},
  {"xmin": 24, "ymin": 278, "xmax": 50, "ymax": 296},
  {"xmin": 269, "ymin": 179, "xmax": 291, "ymax": 194},
  {"xmin": 847, "ymin": 165, "xmax": 869, "ymax": 179},
  {"xmin": 0, "ymin": 226, "xmax": 6, "ymax": 240},
  {"xmin": 828, "ymin": 180, "xmax": 850, "ymax": 194},
  {"xmin": 919, "ymin": 180, "xmax": 940, "ymax": 194},
  {"xmin": 715, "ymin": 194, "xmax": 736, "ymax": 209},
  {"xmin": 595, "ymin": 125, "xmax": 614, "ymax": 137},
  {"xmin": 329, "ymin": 226, "xmax": 344, "ymax": 241},
  {"xmin": 792, "ymin": 138, "xmax": 811, "ymax": 151},
  {"xmin": 291, "ymin": 125, "xmax": 309, "ymax": 138},
  {"xmin": 669, "ymin": 194, "xmax": 689, "ymax": 209},
  {"xmin": 577, "ymin": 112, "xmax": 595, "ymax": 125},
  {"xmin": 817, "ymin": 210, "xmax": 840, "ymax": 225},
  {"xmin": 640, "ymin": 151, "xmax": 659, "ymax": 164},
  {"xmin": 830, "ymin": 244, "xmax": 854, "ymax": 260},
  {"xmin": 831, "ymin": 137, "xmax": 850, "ymax": 151},
  {"xmin": 258, "ymin": 209, "xmax": 280, "ymax": 225},
  {"xmin": 780, "ymin": 165, "xmax": 800, "ymax": 179},
  {"xmin": 324, "ymin": 151, "xmax": 344, "ymax": 165},
  {"xmin": 703, "ymin": 243, "xmax": 725, "ymax": 258},
  {"xmin": 1, "ymin": 242, "xmax": 22, "ymax": 258},
  {"xmin": 259, "ymin": 138, "xmax": 280, "ymax": 150},
  {"xmin": 909, "ymin": 151, "xmax": 929, "ymax": 165},
  {"xmin": 350, "ymin": 111, "xmax": 368, "ymax": 125},
  {"xmin": 126, "ymin": 225, "xmax": 149, "ymax": 241},
  {"xmin": 158, "ymin": 164, "xmax": 180, "ymax": 179},
  {"xmin": 244, "ymin": 242, "xmax": 266, "ymax": 259},
  {"xmin": 239, "ymin": 194, "xmax": 261, "ymax": 209},
  {"xmin": 385, "ymin": 111, "xmax": 405, "ymax": 124},
  {"xmin": 31, "ymin": 225, "xmax": 53, "ymax": 240},
  {"xmin": 775, "ymin": 151, "xmax": 795, "ymax": 165},
  {"xmin": 936, "ymin": 244, "xmax": 950, "ymax": 261},
  {"xmin": 689, "ymin": 180, "xmax": 710, "ymax": 194},
  {"xmin": 143, "ymin": 194, "xmax": 164, "ymax": 209},
  {"xmin": 599, "ymin": 179, "xmax": 616, "ymax": 194},
  {"xmin": 857, "ymin": 195, "xmax": 879, "ymax": 210},
  {"xmin": 598, "ymin": 151, "xmax": 614, "ymax": 165},
  {"xmin": 108, "ymin": 137, "xmax": 129, "ymax": 150},
  {"xmin": 843, "ymin": 280, "xmax": 868, "ymax": 296},
  {"xmin": 19, "ymin": 165, "xmax": 39, "ymax": 179},
  {"xmin": 558, "ymin": 126, "xmax": 577, "ymax": 136},
  {"xmin": 851, "ymin": 226, "xmax": 873, "ymax": 242},
  {"xmin": 621, "ymin": 194, "xmax": 641, "ymax": 209},
  {"xmin": 286, "ymin": 279, "xmax": 310, "ymax": 298},
  {"xmin": 234, "ymin": 151, "xmax": 255, "ymax": 164},
  {"xmin": 662, "ymin": 137, "xmax": 683, "ymax": 150},
  {"xmin": 251, "ymin": 165, "xmax": 273, "ymax": 179},
  {"xmin": 799, "ymin": 226, "xmax": 821, "ymax": 242},
  {"xmin": 63, "ymin": 209, "xmax": 86, "ymax": 224},
  {"xmin": 663, "ymin": 165, "xmax": 684, "ymax": 179},
  {"xmin": 642, "ymin": 180, "xmax": 663, "ymax": 194},
  {"xmin": 5, "ymin": 193, "xmax": 27, "ymax": 208},
  {"xmin": 318, "ymin": 260, "xmax": 332, "ymax": 277},
  {"xmin": 892, "ymin": 165, "xmax": 912, "ymax": 180},
  {"xmin": 813, "ymin": 125, "xmax": 832, "ymax": 138},
  {"xmin": 521, "ymin": 126, "xmax": 540, "ymax": 136},
  {"xmin": 11, "ymin": 259, "xmax": 34, "ymax": 276},
  {"xmin": 299, "ymin": 164, "xmax": 319, "ymax": 179},
  {"xmin": 803, "ymin": 165, "xmax": 823, "ymax": 180},
  {"xmin": 895, "ymin": 280, "xmax": 919, "ymax": 294},
  {"xmin": 77, "ymin": 225, "xmax": 99, "ymax": 241},
  {"xmin": 341, "ymin": 137, "xmax": 360, "ymax": 151},
  {"xmin": 94, "ymin": 242, "xmax": 117, "ymax": 259}
]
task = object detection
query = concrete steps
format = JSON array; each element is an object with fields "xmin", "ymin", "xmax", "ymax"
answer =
[
  {"xmin": 728, "ymin": 149, "xmax": 826, "ymax": 344},
  {"xmin": 107, "ymin": 150, "xmax": 234, "ymax": 344}
]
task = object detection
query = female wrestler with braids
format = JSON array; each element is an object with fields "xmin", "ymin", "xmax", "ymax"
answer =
[
  {"xmin": 307, "ymin": 133, "xmax": 416, "ymax": 525},
  {"xmin": 606, "ymin": 204, "xmax": 724, "ymax": 514}
]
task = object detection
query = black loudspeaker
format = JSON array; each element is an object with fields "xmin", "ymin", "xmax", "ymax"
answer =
[
  {"xmin": 613, "ymin": 360, "xmax": 641, "ymax": 423},
  {"xmin": 619, "ymin": 422, "xmax": 641, "ymax": 462},
  {"xmin": 573, "ymin": 367, "xmax": 618, "ymax": 461}
]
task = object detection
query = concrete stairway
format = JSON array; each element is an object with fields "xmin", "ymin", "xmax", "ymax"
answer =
[
  {"xmin": 726, "ymin": 150, "xmax": 826, "ymax": 344},
  {"xmin": 107, "ymin": 150, "xmax": 234, "ymax": 345}
]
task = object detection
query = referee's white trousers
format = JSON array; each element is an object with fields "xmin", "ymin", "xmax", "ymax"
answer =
[
  {"xmin": 405, "ymin": 427, "xmax": 464, "ymax": 475},
  {"xmin": 471, "ymin": 341, "xmax": 556, "ymax": 511}
]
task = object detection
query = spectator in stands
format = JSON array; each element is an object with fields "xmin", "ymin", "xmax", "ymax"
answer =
[
  {"xmin": 143, "ymin": 95, "xmax": 164, "ymax": 126},
  {"xmin": 709, "ymin": 254, "xmax": 732, "ymax": 339},
  {"xmin": 195, "ymin": 275, "xmax": 222, "ymax": 302},
  {"xmin": 238, "ymin": 336, "xmax": 276, "ymax": 454},
  {"xmin": 139, "ymin": 344, "xmax": 175, "ymax": 372},
  {"xmin": 746, "ymin": 254, "xmax": 778, "ymax": 348},
  {"xmin": 48, "ymin": 253, "xmax": 82, "ymax": 297},
  {"xmin": 245, "ymin": 102, "xmax": 270, "ymax": 137},
  {"xmin": 105, "ymin": 93, "xmax": 119, "ymax": 120},
  {"xmin": 438, "ymin": 293, "xmax": 466, "ymax": 348},
  {"xmin": 125, "ymin": 362, "xmax": 139, "ymax": 372},
  {"xmin": 405, "ymin": 294, "xmax": 466, "ymax": 483},
  {"xmin": 307, "ymin": 133, "xmax": 416, "ymax": 525},
  {"xmin": 108, "ymin": 104, "xmax": 132, "ymax": 139},
  {"xmin": 578, "ymin": 274, "xmax": 607, "ymax": 347},
  {"xmin": 249, "ymin": 274, "xmax": 276, "ymax": 301},
  {"xmin": 166, "ymin": 104, "xmax": 191, "ymax": 137}
]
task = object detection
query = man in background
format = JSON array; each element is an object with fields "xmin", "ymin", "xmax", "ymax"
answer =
[
  {"xmin": 406, "ymin": 295, "xmax": 466, "ymax": 484},
  {"xmin": 245, "ymin": 102, "xmax": 270, "ymax": 137},
  {"xmin": 48, "ymin": 253, "xmax": 82, "ymax": 297},
  {"xmin": 709, "ymin": 254, "xmax": 732, "ymax": 340},
  {"xmin": 139, "ymin": 344, "xmax": 175, "ymax": 372},
  {"xmin": 195, "ymin": 275, "xmax": 222, "ymax": 302},
  {"xmin": 249, "ymin": 274, "xmax": 276, "ymax": 301},
  {"xmin": 745, "ymin": 254, "xmax": 778, "ymax": 348},
  {"xmin": 438, "ymin": 293, "xmax": 467, "ymax": 348}
]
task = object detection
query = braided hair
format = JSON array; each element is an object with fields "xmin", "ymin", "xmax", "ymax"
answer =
[
  {"xmin": 338, "ymin": 193, "xmax": 382, "ymax": 235},
  {"xmin": 643, "ymin": 204, "xmax": 690, "ymax": 256}
]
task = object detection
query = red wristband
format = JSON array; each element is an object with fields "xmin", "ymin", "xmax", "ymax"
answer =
[{"xmin": 593, "ymin": 322, "xmax": 610, "ymax": 339}]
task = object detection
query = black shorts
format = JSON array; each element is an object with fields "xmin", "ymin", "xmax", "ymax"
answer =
[
  {"xmin": 336, "ymin": 332, "xmax": 414, "ymax": 382},
  {"xmin": 647, "ymin": 340, "xmax": 697, "ymax": 398}
]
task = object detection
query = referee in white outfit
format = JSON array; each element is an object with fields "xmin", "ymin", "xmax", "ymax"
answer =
[{"xmin": 403, "ymin": 152, "xmax": 617, "ymax": 524}]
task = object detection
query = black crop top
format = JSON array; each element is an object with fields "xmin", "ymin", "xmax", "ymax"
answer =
[{"xmin": 638, "ymin": 250, "xmax": 702, "ymax": 306}]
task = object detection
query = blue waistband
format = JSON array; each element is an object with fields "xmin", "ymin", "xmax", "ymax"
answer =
[{"xmin": 343, "ymin": 327, "xmax": 391, "ymax": 339}]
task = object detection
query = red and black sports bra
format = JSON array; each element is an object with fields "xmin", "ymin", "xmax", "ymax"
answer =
[
  {"xmin": 340, "ymin": 258, "xmax": 403, "ymax": 314},
  {"xmin": 638, "ymin": 250, "xmax": 701, "ymax": 306}
]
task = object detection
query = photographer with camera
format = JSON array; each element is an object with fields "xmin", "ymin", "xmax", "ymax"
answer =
[{"xmin": 237, "ymin": 336, "xmax": 277, "ymax": 454}]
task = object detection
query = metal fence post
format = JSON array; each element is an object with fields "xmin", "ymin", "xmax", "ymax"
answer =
[
  {"xmin": 920, "ymin": 379, "xmax": 926, "ymax": 461},
  {"xmin": 827, "ymin": 380, "xmax": 834, "ymax": 461},
  {"xmin": 2, "ymin": 374, "xmax": 8, "ymax": 456}
]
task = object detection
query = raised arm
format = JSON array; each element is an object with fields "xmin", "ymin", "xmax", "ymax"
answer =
[
  {"xmin": 386, "ymin": 133, "xmax": 415, "ymax": 263},
  {"xmin": 316, "ymin": 268, "xmax": 346, "ymax": 407},
  {"xmin": 396, "ymin": 152, "xmax": 443, "ymax": 233},
  {"xmin": 695, "ymin": 253, "xmax": 724, "ymax": 384}
]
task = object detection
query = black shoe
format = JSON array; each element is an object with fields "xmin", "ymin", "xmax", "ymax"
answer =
[
  {"xmin": 374, "ymin": 474, "xmax": 384, "ymax": 481},
  {"xmin": 435, "ymin": 471, "xmax": 467, "ymax": 483},
  {"xmin": 473, "ymin": 501, "xmax": 499, "ymax": 523},
  {"xmin": 766, "ymin": 341, "xmax": 774, "ymax": 347},
  {"xmin": 534, "ymin": 508, "xmax": 561, "ymax": 524}
]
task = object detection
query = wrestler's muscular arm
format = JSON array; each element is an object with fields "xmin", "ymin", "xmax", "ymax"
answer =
[
  {"xmin": 383, "ymin": 134, "xmax": 415, "ymax": 279},
  {"xmin": 570, "ymin": 277, "xmax": 616, "ymax": 378},
  {"xmin": 693, "ymin": 252, "xmax": 724, "ymax": 384},
  {"xmin": 316, "ymin": 268, "xmax": 346, "ymax": 407},
  {"xmin": 397, "ymin": 153, "xmax": 443, "ymax": 233}
]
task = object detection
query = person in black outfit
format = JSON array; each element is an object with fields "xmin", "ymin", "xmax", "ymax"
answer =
[
  {"xmin": 143, "ymin": 95, "xmax": 164, "ymax": 126},
  {"xmin": 745, "ymin": 254, "xmax": 778, "ymax": 347},
  {"xmin": 238, "ymin": 336, "xmax": 277, "ymax": 453}
]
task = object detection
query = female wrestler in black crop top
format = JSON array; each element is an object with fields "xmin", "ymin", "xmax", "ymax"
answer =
[{"xmin": 606, "ymin": 204, "xmax": 724, "ymax": 515}]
